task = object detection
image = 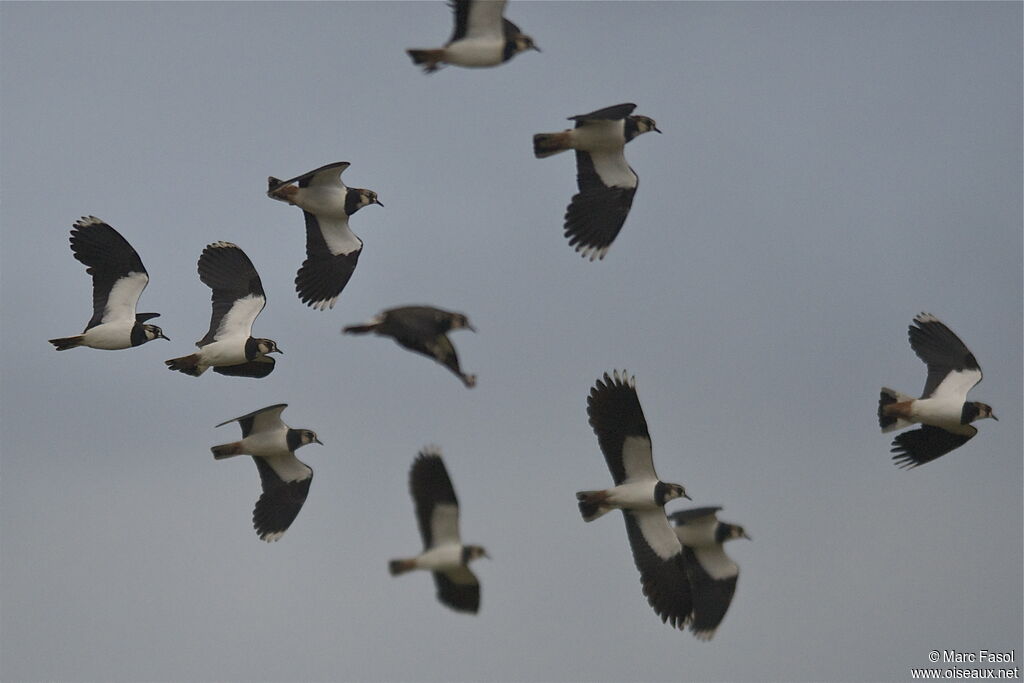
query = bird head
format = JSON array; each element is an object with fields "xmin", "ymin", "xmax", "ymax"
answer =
[
  {"xmin": 256, "ymin": 339, "xmax": 283, "ymax": 355},
  {"xmin": 299, "ymin": 430, "xmax": 323, "ymax": 447},
  {"xmin": 144, "ymin": 325, "xmax": 169, "ymax": 342}
]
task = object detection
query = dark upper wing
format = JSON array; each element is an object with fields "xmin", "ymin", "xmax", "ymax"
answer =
[
  {"xmin": 891, "ymin": 425, "xmax": 976, "ymax": 469},
  {"xmin": 433, "ymin": 566, "xmax": 481, "ymax": 613},
  {"xmin": 69, "ymin": 217, "xmax": 150, "ymax": 329},
  {"xmin": 410, "ymin": 449, "xmax": 461, "ymax": 550},
  {"xmin": 212, "ymin": 356, "xmax": 276, "ymax": 379},
  {"xmin": 569, "ymin": 103, "xmax": 637, "ymax": 124},
  {"xmin": 296, "ymin": 211, "xmax": 362, "ymax": 311},
  {"xmin": 214, "ymin": 403, "xmax": 288, "ymax": 436},
  {"xmin": 251, "ymin": 455, "xmax": 313, "ymax": 542},
  {"xmin": 667, "ymin": 507, "xmax": 723, "ymax": 526},
  {"xmin": 196, "ymin": 242, "xmax": 266, "ymax": 346},
  {"xmin": 450, "ymin": 0, "xmax": 506, "ymax": 42},
  {"xmin": 268, "ymin": 162, "xmax": 349, "ymax": 193},
  {"xmin": 682, "ymin": 546, "xmax": 739, "ymax": 641},
  {"xmin": 564, "ymin": 151, "xmax": 637, "ymax": 261},
  {"xmin": 623, "ymin": 510, "xmax": 691, "ymax": 630},
  {"xmin": 587, "ymin": 371, "xmax": 654, "ymax": 485},
  {"xmin": 908, "ymin": 313, "xmax": 983, "ymax": 398}
]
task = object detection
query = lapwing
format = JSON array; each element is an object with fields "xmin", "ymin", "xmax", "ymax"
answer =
[
  {"xmin": 165, "ymin": 242, "xmax": 281, "ymax": 378},
  {"xmin": 267, "ymin": 161, "xmax": 382, "ymax": 311},
  {"xmin": 576, "ymin": 371, "xmax": 693, "ymax": 630},
  {"xmin": 879, "ymin": 313, "xmax": 997, "ymax": 469},
  {"xmin": 389, "ymin": 448, "xmax": 488, "ymax": 614},
  {"xmin": 342, "ymin": 305, "xmax": 477, "ymax": 388},
  {"xmin": 211, "ymin": 403, "xmax": 322, "ymax": 541},
  {"xmin": 49, "ymin": 216, "xmax": 168, "ymax": 351},
  {"xmin": 668, "ymin": 507, "xmax": 749, "ymax": 641},
  {"xmin": 406, "ymin": 0, "xmax": 538, "ymax": 73},
  {"xmin": 533, "ymin": 103, "xmax": 660, "ymax": 260}
]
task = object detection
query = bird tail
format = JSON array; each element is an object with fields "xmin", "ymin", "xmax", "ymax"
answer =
[
  {"xmin": 576, "ymin": 490, "xmax": 611, "ymax": 522},
  {"xmin": 389, "ymin": 558, "xmax": 416, "ymax": 576},
  {"xmin": 165, "ymin": 354, "xmax": 206, "ymax": 376},
  {"xmin": 48, "ymin": 335, "xmax": 83, "ymax": 351},
  {"xmin": 878, "ymin": 387, "xmax": 914, "ymax": 432},
  {"xmin": 406, "ymin": 48, "xmax": 444, "ymax": 73},
  {"xmin": 532, "ymin": 132, "xmax": 572, "ymax": 158},
  {"xmin": 211, "ymin": 442, "xmax": 244, "ymax": 459}
]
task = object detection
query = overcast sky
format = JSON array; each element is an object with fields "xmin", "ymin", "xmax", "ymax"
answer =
[{"xmin": 1, "ymin": 2, "xmax": 1021, "ymax": 682}]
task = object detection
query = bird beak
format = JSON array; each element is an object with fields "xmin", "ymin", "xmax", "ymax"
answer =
[
  {"xmin": 466, "ymin": 323, "xmax": 477, "ymax": 333},
  {"xmin": 682, "ymin": 491, "xmax": 692, "ymax": 501},
  {"xmin": 654, "ymin": 126, "xmax": 663, "ymax": 134},
  {"xmin": 742, "ymin": 532, "xmax": 752, "ymax": 541},
  {"xmin": 991, "ymin": 413, "xmax": 998, "ymax": 421},
  {"xmin": 159, "ymin": 333, "xmax": 170, "ymax": 341},
  {"xmin": 533, "ymin": 45, "xmax": 542, "ymax": 52},
  {"xmin": 314, "ymin": 437, "xmax": 324, "ymax": 446},
  {"xmin": 374, "ymin": 198, "xmax": 384, "ymax": 207},
  {"xmin": 273, "ymin": 348, "xmax": 284, "ymax": 354}
]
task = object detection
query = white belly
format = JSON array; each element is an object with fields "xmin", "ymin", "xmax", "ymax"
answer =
[
  {"xmin": 444, "ymin": 38, "xmax": 505, "ymax": 67},
  {"xmin": 606, "ymin": 480, "xmax": 660, "ymax": 510},
  {"xmin": 293, "ymin": 185, "xmax": 348, "ymax": 219},
  {"xmin": 414, "ymin": 544, "xmax": 463, "ymax": 571},
  {"xmin": 239, "ymin": 431, "xmax": 288, "ymax": 458},
  {"xmin": 197, "ymin": 339, "xmax": 249, "ymax": 367},
  {"xmin": 81, "ymin": 321, "xmax": 134, "ymax": 350},
  {"xmin": 910, "ymin": 397, "xmax": 970, "ymax": 432}
]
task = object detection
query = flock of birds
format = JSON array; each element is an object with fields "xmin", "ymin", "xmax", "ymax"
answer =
[{"xmin": 45, "ymin": 0, "xmax": 999, "ymax": 641}]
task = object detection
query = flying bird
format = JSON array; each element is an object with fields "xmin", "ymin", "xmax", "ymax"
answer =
[
  {"xmin": 533, "ymin": 103, "xmax": 660, "ymax": 260},
  {"xmin": 668, "ymin": 507, "xmax": 749, "ymax": 640},
  {"xmin": 879, "ymin": 313, "xmax": 997, "ymax": 469},
  {"xmin": 267, "ymin": 161, "xmax": 382, "ymax": 310},
  {"xmin": 406, "ymin": 0, "xmax": 539, "ymax": 73},
  {"xmin": 211, "ymin": 403, "xmax": 323, "ymax": 541},
  {"xmin": 49, "ymin": 216, "xmax": 168, "ymax": 351},
  {"xmin": 389, "ymin": 448, "xmax": 488, "ymax": 613},
  {"xmin": 576, "ymin": 371, "xmax": 693, "ymax": 630},
  {"xmin": 165, "ymin": 242, "xmax": 281, "ymax": 378},
  {"xmin": 342, "ymin": 305, "xmax": 477, "ymax": 388}
]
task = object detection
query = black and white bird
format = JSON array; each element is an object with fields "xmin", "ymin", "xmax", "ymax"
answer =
[
  {"xmin": 211, "ymin": 404, "xmax": 323, "ymax": 542},
  {"xmin": 668, "ymin": 507, "xmax": 749, "ymax": 641},
  {"xmin": 406, "ymin": 0, "xmax": 538, "ymax": 73},
  {"xmin": 342, "ymin": 305, "xmax": 477, "ymax": 388},
  {"xmin": 576, "ymin": 371, "xmax": 693, "ymax": 630},
  {"xmin": 879, "ymin": 313, "xmax": 997, "ymax": 469},
  {"xmin": 267, "ymin": 161, "xmax": 382, "ymax": 311},
  {"xmin": 389, "ymin": 448, "xmax": 488, "ymax": 614},
  {"xmin": 533, "ymin": 103, "xmax": 660, "ymax": 260},
  {"xmin": 165, "ymin": 242, "xmax": 281, "ymax": 378},
  {"xmin": 49, "ymin": 216, "xmax": 168, "ymax": 351}
]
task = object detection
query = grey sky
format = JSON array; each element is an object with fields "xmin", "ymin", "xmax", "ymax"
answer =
[{"xmin": 1, "ymin": 2, "xmax": 1021, "ymax": 682}]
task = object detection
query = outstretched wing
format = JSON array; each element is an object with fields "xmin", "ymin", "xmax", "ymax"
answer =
[
  {"xmin": 587, "ymin": 371, "xmax": 655, "ymax": 485},
  {"xmin": 69, "ymin": 217, "xmax": 150, "ymax": 329},
  {"xmin": 196, "ymin": 242, "xmax": 265, "ymax": 346}
]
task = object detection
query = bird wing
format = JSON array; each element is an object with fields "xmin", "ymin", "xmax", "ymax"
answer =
[
  {"xmin": 667, "ymin": 507, "xmax": 723, "ymax": 526},
  {"xmin": 211, "ymin": 356, "xmax": 276, "ymax": 379},
  {"xmin": 587, "ymin": 371, "xmax": 655, "ymax": 485},
  {"xmin": 682, "ymin": 546, "xmax": 739, "ymax": 640},
  {"xmin": 69, "ymin": 217, "xmax": 150, "ymax": 329},
  {"xmin": 890, "ymin": 424, "xmax": 977, "ymax": 469},
  {"xmin": 908, "ymin": 313, "xmax": 983, "ymax": 399},
  {"xmin": 410, "ymin": 449, "xmax": 462, "ymax": 549},
  {"xmin": 214, "ymin": 403, "xmax": 288, "ymax": 437},
  {"xmin": 568, "ymin": 103, "xmax": 637, "ymax": 123},
  {"xmin": 296, "ymin": 212, "xmax": 362, "ymax": 310},
  {"xmin": 251, "ymin": 454, "xmax": 313, "ymax": 542},
  {"xmin": 623, "ymin": 510, "xmax": 692, "ymax": 630},
  {"xmin": 451, "ymin": 0, "xmax": 506, "ymax": 41},
  {"xmin": 196, "ymin": 242, "xmax": 266, "ymax": 346},
  {"xmin": 564, "ymin": 151, "xmax": 637, "ymax": 261},
  {"xmin": 268, "ymin": 161, "xmax": 350, "ymax": 193},
  {"xmin": 432, "ymin": 565, "xmax": 481, "ymax": 613}
]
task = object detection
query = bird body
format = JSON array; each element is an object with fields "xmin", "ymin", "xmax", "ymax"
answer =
[
  {"xmin": 533, "ymin": 104, "xmax": 660, "ymax": 260},
  {"xmin": 389, "ymin": 448, "xmax": 487, "ymax": 613},
  {"xmin": 211, "ymin": 403, "xmax": 322, "ymax": 541},
  {"xmin": 407, "ymin": 0, "xmax": 538, "ymax": 73},
  {"xmin": 343, "ymin": 305, "xmax": 476, "ymax": 387},
  {"xmin": 576, "ymin": 371, "xmax": 693, "ymax": 630},
  {"xmin": 267, "ymin": 162, "xmax": 381, "ymax": 310},
  {"xmin": 49, "ymin": 216, "xmax": 168, "ymax": 351},
  {"xmin": 879, "ymin": 313, "xmax": 996, "ymax": 468},
  {"xmin": 165, "ymin": 242, "xmax": 280, "ymax": 378},
  {"xmin": 669, "ymin": 507, "xmax": 748, "ymax": 640}
]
